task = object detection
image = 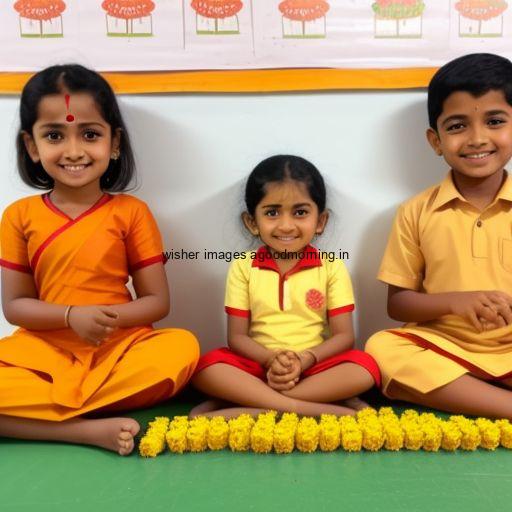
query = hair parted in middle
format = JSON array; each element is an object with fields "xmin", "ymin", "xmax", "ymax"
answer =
[
  {"xmin": 244, "ymin": 155, "xmax": 326, "ymax": 216},
  {"xmin": 16, "ymin": 63, "xmax": 135, "ymax": 192}
]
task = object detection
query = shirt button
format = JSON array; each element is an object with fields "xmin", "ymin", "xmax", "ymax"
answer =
[{"xmin": 476, "ymin": 220, "xmax": 482, "ymax": 227}]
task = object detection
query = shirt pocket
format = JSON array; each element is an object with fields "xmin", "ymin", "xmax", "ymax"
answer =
[{"xmin": 500, "ymin": 238, "xmax": 512, "ymax": 272}]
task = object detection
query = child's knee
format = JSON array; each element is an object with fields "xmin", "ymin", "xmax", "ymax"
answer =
[{"xmin": 364, "ymin": 331, "xmax": 388, "ymax": 361}]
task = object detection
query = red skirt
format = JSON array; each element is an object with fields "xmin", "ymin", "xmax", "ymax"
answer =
[{"xmin": 195, "ymin": 347, "xmax": 381, "ymax": 387}]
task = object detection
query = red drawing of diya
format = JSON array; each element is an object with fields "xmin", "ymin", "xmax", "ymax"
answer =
[
  {"xmin": 14, "ymin": 0, "xmax": 66, "ymax": 38},
  {"xmin": 191, "ymin": 0, "xmax": 244, "ymax": 35},
  {"xmin": 101, "ymin": 0, "xmax": 155, "ymax": 37},
  {"xmin": 455, "ymin": 0, "xmax": 508, "ymax": 37},
  {"xmin": 278, "ymin": 0, "xmax": 330, "ymax": 39}
]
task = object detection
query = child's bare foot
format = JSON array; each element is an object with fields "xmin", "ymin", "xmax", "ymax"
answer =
[
  {"xmin": 83, "ymin": 417, "xmax": 140, "ymax": 455},
  {"xmin": 190, "ymin": 399, "xmax": 231, "ymax": 417},
  {"xmin": 342, "ymin": 396, "xmax": 370, "ymax": 411}
]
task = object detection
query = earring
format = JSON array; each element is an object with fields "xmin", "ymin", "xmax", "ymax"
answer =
[{"xmin": 111, "ymin": 150, "xmax": 120, "ymax": 160}]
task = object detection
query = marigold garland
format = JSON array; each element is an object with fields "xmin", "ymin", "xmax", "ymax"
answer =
[
  {"xmin": 140, "ymin": 408, "xmax": 512, "ymax": 456},
  {"xmin": 139, "ymin": 416, "xmax": 170, "ymax": 457}
]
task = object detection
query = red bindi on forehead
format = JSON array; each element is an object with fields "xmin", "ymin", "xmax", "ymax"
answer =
[{"xmin": 64, "ymin": 94, "xmax": 75, "ymax": 123}]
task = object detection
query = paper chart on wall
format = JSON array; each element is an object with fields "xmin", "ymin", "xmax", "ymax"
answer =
[{"xmin": 1, "ymin": 1, "xmax": 511, "ymax": 72}]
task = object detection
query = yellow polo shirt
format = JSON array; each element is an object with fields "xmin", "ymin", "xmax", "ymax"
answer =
[
  {"xmin": 225, "ymin": 245, "xmax": 354, "ymax": 352},
  {"xmin": 377, "ymin": 170, "xmax": 512, "ymax": 376}
]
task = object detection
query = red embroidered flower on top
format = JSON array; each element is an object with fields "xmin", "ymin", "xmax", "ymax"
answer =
[{"xmin": 306, "ymin": 288, "xmax": 325, "ymax": 310}]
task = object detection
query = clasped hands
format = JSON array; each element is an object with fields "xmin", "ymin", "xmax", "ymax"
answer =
[
  {"xmin": 452, "ymin": 291, "xmax": 512, "ymax": 332},
  {"xmin": 265, "ymin": 350, "xmax": 316, "ymax": 391},
  {"xmin": 67, "ymin": 305, "xmax": 119, "ymax": 346}
]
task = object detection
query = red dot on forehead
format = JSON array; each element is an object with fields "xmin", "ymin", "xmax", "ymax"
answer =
[{"xmin": 66, "ymin": 114, "xmax": 75, "ymax": 122}]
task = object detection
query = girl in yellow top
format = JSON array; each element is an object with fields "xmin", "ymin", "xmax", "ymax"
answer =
[
  {"xmin": 192, "ymin": 155, "xmax": 380, "ymax": 418},
  {"xmin": 0, "ymin": 64, "xmax": 199, "ymax": 454},
  {"xmin": 366, "ymin": 53, "xmax": 512, "ymax": 419}
]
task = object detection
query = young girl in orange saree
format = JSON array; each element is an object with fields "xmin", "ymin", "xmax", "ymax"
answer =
[{"xmin": 0, "ymin": 65, "xmax": 199, "ymax": 455}]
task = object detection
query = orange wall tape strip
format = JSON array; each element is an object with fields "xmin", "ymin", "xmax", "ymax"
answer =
[{"xmin": 0, "ymin": 68, "xmax": 436, "ymax": 95}]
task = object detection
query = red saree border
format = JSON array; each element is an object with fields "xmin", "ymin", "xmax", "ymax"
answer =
[
  {"xmin": 0, "ymin": 258, "xmax": 32, "ymax": 274},
  {"xmin": 388, "ymin": 329, "xmax": 512, "ymax": 381},
  {"xmin": 130, "ymin": 254, "xmax": 166, "ymax": 272},
  {"xmin": 31, "ymin": 194, "xmax": 113, "ymax": 271}
]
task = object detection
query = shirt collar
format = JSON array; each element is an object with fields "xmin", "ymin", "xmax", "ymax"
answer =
[
  {"xmin": 431, "ymin": 171, "xmax": 466, "ymax": 211},
  {"xmin": 432, "ymin": 170, "xmax": 512, "ymax": 211},
  {"xmin": 251, "ymin": 244, "xmax": 323, "ymax": 273}
]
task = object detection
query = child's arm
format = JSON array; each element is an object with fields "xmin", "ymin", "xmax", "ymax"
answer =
[
  {"xmin": 387, "ymin": 285, "xmax": 512, "ymax": 331},
  {"xmin": 2, "ymin": 268, "xmax": 70, "ymax": 329},
  {"xmin": 1, "ymin": 268, "xmax": 117, "ymax": 345},
  {"xmin": 109, "ymin": 263, "xmax": 170, "ymax": 328},
  {"xmin": 227, "ymin": 315, "xmax": 276, "ymax": 367},
  {"xmin": 296, "ymin": 312, "xmax": 355, "ymax": 372},
  {"xmin": 228, "ymin": 316, "xmax": 301, "ymax": 390}
]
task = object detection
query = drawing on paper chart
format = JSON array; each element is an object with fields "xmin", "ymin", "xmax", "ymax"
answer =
[
  {"xmin": 191, "ymin": 1, "xmax": 244, "ymax": 35},
  {"xmin": 14, "ymin": 0, "xmax": 66, "ymax": 38},
  {"xmin": 279, "ymin": 1, "xmax": 330, "ymax": 39},
  {"xmin": 102, "ymin": 0, "xmax": 155, "ymax": 37},
  {"xmin": 455, "ymin": 0, "xmax": 508, "ymax": 37},
  {"xmin": 373, "ymin": 0, "xmax": 425, "ymax": 39}
]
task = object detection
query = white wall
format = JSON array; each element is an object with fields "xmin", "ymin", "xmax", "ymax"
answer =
[{"xmin": 0, "ymin": 91, "xmax": 446, "ymax": 350}]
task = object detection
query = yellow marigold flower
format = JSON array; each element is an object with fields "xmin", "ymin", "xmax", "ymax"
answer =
[
  {"xmin": 450, "ymin": 416, "xmax": 480, "ymax": 451},
  {"xmin": 296, "ymin": 417, "xmax": 320, "ymax": 453},
  {"xmin": 165, "ymin": 416, "xmax": 189, "ymax": 454},
  {"xmin": 419, "ymin": 414, "xmax": 442, "ymax": 452},
  {"xmin": 186, "ymin": 416, "xmax": 209, "ymax": 452},
  {"xmin": 207, "ymin": 417, "xmax": 229, "ymax": 451},
  {"xmin": 319, "ymin": 415, "xmax": 341, "ymax": 452},
  {"xmin": 400, "ymin": 414, "xmax": 423, "ymax": 451},
  {"xmin": 166, "ymin": 427, "xmax": 188, "ymax": 454},
  {"xmin": 383, "ymin": 424, "xmax": 404, "ymax": 451},
  {"xmin": 339, "ymin": 415, "xmax": 362, "ymax": 452},
  {"xmin": 360, "ymin": 416, "xmax": 385, "ymax": 451},
  {"xmin": 474, "ymin": 418, "xmax": 499, "ymax": 450},
  {"xmin": 496, "ymin": 419, "xmax": 512, "ymax": 449},
  {"xmin": 401, "ymin": 409, "xmax": 420, "ymax": 421},
  {"xmin": 378, "ymin": 409, "xmax": 403, "ymax": 450},
  {"xmin": 357, "ymin": 407, "xmax": 378, "ymax": 422},
  {"xmin": 228, "ymin": 414, "xmax": 255, "ymax": 452},
  {"xmin": 440, "ymin": 420, "xmax": 462, "ymax": 451},
  {"xmin": 274, "ymin": 413, "xmax": 299, "ymax": 454},
  {"xmin": 139, "ymin": 416, "xmax": 170, "ymax": 457},
  {"xmin": 378, "ymin": 407, "xmax": 396, "ymax": 418},
  {"xmin": 251, "ymin": 412, "xmax": 276, "ymax": 454}
]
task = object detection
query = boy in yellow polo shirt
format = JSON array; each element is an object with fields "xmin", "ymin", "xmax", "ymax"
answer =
[
  {"xmin": 192, "ymin": 155, "xmax": 380, "ymax": 418},
  {"xmin": 366, "ymin": 53, "xmax": 512, "ymax": 419}
]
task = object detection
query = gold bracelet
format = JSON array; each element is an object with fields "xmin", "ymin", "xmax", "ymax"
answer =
[{"xmin": 64, "ymin": 305, "xmax": 72, "ymax": 328}]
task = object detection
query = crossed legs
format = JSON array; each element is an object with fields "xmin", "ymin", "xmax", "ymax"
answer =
[{"xmin": 191, "ymin": 362, "xmax": 375, "ymax": 418}]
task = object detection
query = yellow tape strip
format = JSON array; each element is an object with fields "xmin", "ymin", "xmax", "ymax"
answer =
[{"xmin": 0, "ymin": 68, "xmax": 436, "ymax": 95}]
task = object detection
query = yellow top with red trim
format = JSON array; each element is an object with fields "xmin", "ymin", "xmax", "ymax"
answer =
[
  {"xmin": 376, "ymin": 171, "xmax": 512, "ymax": 377},
  {"xmin": 0, "ymin": 193, "xmax": 164, "ymax": 305},
  {"xmin": 225, "ymin": 245, "xmax": 354, "ymax": 352}
]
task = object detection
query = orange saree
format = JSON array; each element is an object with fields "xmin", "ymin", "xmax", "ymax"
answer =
[{"xmin": 0, "ymin": 193, "xmax": 199, "ymax": 421}]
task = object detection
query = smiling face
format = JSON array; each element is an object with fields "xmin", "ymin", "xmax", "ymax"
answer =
[
  {"xmin": 427, "ymin": 89, "xmax": 512, "ymax": 181},
  {"xmin": 23, "ymin": 92, "xmax": 120, "ymax": 194},
  {"xmin": 243, "ymin": 179, "xmax": 328, "ymax": 255}
]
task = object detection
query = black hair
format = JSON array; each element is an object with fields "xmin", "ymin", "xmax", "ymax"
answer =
[
  {"xmin": 244, "ymin": 155, "xmax": 326, "ymax": 216},
  {"xmin": 16, "ymin": 64, "xmax": 135, "ymax": 191},
  {"xmin": 428, "ymin": 53, "xmax": 512, "ymax": 130}
]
